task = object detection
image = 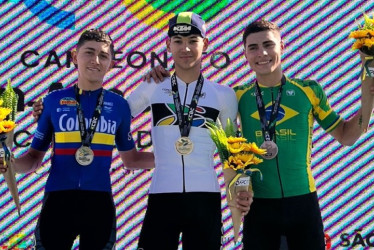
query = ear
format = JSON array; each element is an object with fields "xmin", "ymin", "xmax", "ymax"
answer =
[
  {"xmin": 109, "ymin": 59, "xmax": 115, "ymax": 70},
  {"xmin": 166, "ymin": 38, "xmax": 171, "ymax": 53},
  {"xmin": 280, "ymin": 40, "xmax": 285, "ymax": 54},
  {"xmin": 72, "ymin": 49, "xmax": 78, "ymax": 65},
  {"xmin": 243, "ymin": 44, "xmax": 248, "ymax": 60},
  {"xmin": 203, "ymin": 38, "xmax": 209, "ymax": 52}
]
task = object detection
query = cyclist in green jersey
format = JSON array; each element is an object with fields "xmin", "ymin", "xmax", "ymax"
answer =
[
  {"xmin": 106, "ymin": 19, "xmax": 374, "ymax": 250},
  {"xmin": 238, "ymin": 20, "xmax": 374, "ymax": 250}
]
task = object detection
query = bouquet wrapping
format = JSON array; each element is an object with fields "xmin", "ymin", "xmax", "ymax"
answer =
[
  {"xmin": 0, "ymin": 79, "xmax": 20, "ymax": 215},
  {"xmin": 349, "ymin": 13, "xmax": 374, "ymax": 132},
  {"xmin": 207, "ymin": 119, "xmax": 266, "ymax": 242}
]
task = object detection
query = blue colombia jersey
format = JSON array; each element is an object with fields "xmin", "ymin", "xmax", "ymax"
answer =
[{"xmin": 31, "ymin": 86, "xmax": 135, "ymax": 193}]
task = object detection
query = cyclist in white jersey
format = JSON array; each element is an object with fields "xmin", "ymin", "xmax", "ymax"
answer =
[{"xmin": 128, "ymin": 12, "xmax": 251, "ymax": 250}]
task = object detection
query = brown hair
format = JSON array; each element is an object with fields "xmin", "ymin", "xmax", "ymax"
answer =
[
  {"xmin": 77, "ymin": 28, "xmax": 114, "ymax": 58},
  {"xmin": 242, "ymin": 20, "xmax": 280, "ymax": 46}
]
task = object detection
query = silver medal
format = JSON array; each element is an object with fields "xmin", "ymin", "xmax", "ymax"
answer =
[
  {"xmin": 260, "ymin": 141, "xmax": 278, "ymax": 160},
  {"xmin": 75, "ymin": 146, "xmax": 94, "ymax": 166}
]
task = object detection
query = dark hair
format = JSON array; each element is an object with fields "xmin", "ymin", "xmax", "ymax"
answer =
[
  {"xmin": 242, "ymin": 20, "xmax": 280, "ymax": 46},
  {"xmin": 77, "ymin": 29, "xmax": 114, "ymax": 58}
]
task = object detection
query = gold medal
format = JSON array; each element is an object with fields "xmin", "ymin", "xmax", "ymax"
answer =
[
  {"xmin": 75, "ymin": 146, "xmax": 94, "ymax": 166},
  {"xmin": 175, "ymin": 137, "xmax": 194, "ymax": 155},
  {"xmin": 260, "ymin": 141, "xmax": 278, "ymax": 160}
]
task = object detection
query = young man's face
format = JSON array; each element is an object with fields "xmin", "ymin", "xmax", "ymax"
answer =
[
  {"xmin": 244, "ymin": 30, "xmax": 284, "ymax": 77},
  {"xmin": 73, "ymin": 40, "xmax": 114, "ymax": 85},
  {"xmin": 166, "ymin": 34, "xmax": 208, "ymax": 71}
]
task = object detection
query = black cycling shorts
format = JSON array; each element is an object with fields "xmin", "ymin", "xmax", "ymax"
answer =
[
  {"xmin": 242, "ymin": 192, "xmax": 325, "ymax": 250},
  {"xmin": 138, "ymin": 192, "xmax": 222, "ymax": 250},
  {"xmin": 35, "ymin": 190, "xmax": 116, "ymax": 250}
]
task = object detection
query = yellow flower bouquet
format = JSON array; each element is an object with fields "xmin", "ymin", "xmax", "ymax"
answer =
[
  {"xmin": 0, "ymin": 79, "xmax": 20, "ymax": 215},
  {"xmin": 350, "ymin": 14, "xmax": 374, "ymax": 55},
  {"xmin": 207, "ymin": 119, "xmax": 266, "ymax": 242},
  {"xmin": 349, "ymin": 13, "xmax": 374, "ymax": 132}
]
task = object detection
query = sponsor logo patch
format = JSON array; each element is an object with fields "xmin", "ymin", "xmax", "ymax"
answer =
[{"xmin": 60, "ymin": 97, "xmax": 77, "ymax": 106}]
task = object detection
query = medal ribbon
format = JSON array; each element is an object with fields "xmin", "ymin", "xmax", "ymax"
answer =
[
  {"xmin": 74, "ymin": 85, "xmax": 105, "ymax": 147},
  {"xmin": 254, "ymin": 75, "xmax": 286, "ymax": 142},
  {"xmin": 171, "ymin": 73, "xmax": 204, "ymax": 137}
]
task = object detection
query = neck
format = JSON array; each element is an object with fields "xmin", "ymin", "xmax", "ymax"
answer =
[
  {"xmin": 256, "ymin": 68, "xmax": 283, "ymax": 87},
  {"xmin": 77, "ymin": 79, "xmax": 103, "ymax": 91},
  {"xmin": 174, "ymin": 64, "xmax": 201, "ymax": 84}
]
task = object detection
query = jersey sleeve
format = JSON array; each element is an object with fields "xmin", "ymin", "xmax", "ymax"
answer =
[
  {"xmin": 218, "ymin": 85, "xmax": 238, "ymax": 128},
  {"xmin": 31, "ymin": 95, "xmax": 54, "ymax": 151},
  {"xmin": 127, "ymin": 80, "xmax": 156, "ymax": 117},
  {"xmin": 310, "ymin": 81, "xmax": 342, "ymax": 132},
  {"xmin": 115, "ymin": 98, "xmax": 135, "ymax": 151}
]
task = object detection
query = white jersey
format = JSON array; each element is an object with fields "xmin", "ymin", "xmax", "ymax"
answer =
[{"xmin": 128, "ymin": 76, "xmax": 238, "ymax": 193}]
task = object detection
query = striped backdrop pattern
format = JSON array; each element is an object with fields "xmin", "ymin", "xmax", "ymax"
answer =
[{"xmin": 0, "ymin": 1, "xmax": 373, "ymax": 249}]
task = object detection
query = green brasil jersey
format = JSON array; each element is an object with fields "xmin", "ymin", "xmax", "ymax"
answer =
[{"xmin": 234, "ymin": 77, "xmax": 342, "ymax": 198}]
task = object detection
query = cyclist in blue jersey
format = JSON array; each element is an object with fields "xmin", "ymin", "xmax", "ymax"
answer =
[{"xmin": 0, "ymin": 29, "xmax": 154, "ymax": 250}]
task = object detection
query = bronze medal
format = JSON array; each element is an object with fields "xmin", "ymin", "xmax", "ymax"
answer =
[
  {"xmin": 75, "ymin": 146, "xmax": 94, "ymax": 166},
  {"xmin": 175, "ymin": 137, "xmax": 194, "ymax": 155},
  {"xmin": 260, "ymin": 141, "xmax": 278, "ymax": 160}
]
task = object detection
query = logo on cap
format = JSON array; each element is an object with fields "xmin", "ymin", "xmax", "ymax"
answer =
[{"xmin": 173, "ymin": 25, "xmax": 192, "ymax": 32}]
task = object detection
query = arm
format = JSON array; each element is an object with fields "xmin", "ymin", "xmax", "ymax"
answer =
[
  {"xmin": 330, "ymin": 53, "xmax": 374, "ymax": 145},
  {"xmin": 329, "ymin": 109, "xmax": 364, "ymax": 146},
  {"xmin": 218, "ymin": 86, "xmax": 238, "ymax": 128},
  {"xmin": 119, "ymin": 148, "xmax": 154, "ymax": 170},
  {"xmin": 143, "ymin": 65, "xmax": 171, "ymax": 83},
  {"xmin": 0, "ymin": 148, "xmax": 46, "ymax": 174}
]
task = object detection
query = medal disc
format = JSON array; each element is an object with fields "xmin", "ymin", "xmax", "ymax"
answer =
[
  {"xmin": 175, "ymin": 137, "xmax": 194, "ymax": 155},
  {"xmin": 75, "ymin": 146, "xmax": 94, "ymax": 166},
  {"xmin": 260, "ymin": 141, "xmax": 278, "ymax": 160}
]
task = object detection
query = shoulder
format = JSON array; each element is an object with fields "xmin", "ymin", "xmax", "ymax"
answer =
[
  {"xmin": 43, "ymin": 87, "xmax": 74, "ymax": 104},
  {"xmin": 287, "ymin": 77, "xmax": 319, "ymax": 88},
  {"xmin": 105, "ymin": 89, "xmax": 130, "ymax": 109},
  {"xmin": 105, "ymin": 89, "xmax": 125, "ymax": 102},
  {"xmin": 287, "ymin": 77, "xmax": 328, "ymax": 107},
  {"xmin": 205, "ymin": 79, "xmax": 234, "ymax": 95},
  {"xmin": 233, "ymin": 83, "xmax": 253, "ymax": 92},
  {"xmin": 232, "ymin": 83, "xmax": 254, "ymax": 102}
]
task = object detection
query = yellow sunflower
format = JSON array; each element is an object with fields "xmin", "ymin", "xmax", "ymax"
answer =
[
  {"xmin": 227, "ymin": 136, "xmax": 247, "ymax": 143},
  {"xmin": 352, "ymin": 39, "xmax": 364, "ymax": 50},
  {"xmin": 249, "ymin": 142, "xmax": 267, "ymax": 155},
  {"xmin": 0, "ymin": 107, "xmax": 12, "ymax": 121},
  {"xmin": 227, "ymin": 142, "xmax": 246, "ymax": 154},
  {"xmin": 349, "ymin": 30, "xmax": 369, "ymax": 39},
  {"xmin": 252, "ymin": 156, "xmax": 264, "ymax": 165},
  {"xmin": 363, "ymin": 38, "xmax": 374, "ymax": 48},
  {"xmin": 236, "ymin": 153, "xmax": 255, "ymax": 166},
  {"xmin": 0, "ymin": 120, "xmax": 16, "ymax": 133}
]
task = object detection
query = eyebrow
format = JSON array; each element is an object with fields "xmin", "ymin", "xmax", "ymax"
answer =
[
  {"xmin": 247, "ymin": 40, "xmax": 274, "ymax": 47},
  {"xmin": 172, "ymin": 35, "xmax": 199, "ymax": 40},
  {"xmin": 84, "ymin": 47, "xmax": 109, "ymax": 55}
]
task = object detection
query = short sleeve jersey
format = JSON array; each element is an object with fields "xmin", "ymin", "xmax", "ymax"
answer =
[
  {"xmin": 235, "ymin": 77, "xmax": 341, "ymax": 198},
  {"xmin": 128, "ymin": 76, "xmax": 238, "ymax": 193},
  {"xmin": 31, "ymin": 87, "xmax": 135, "ymax": 193}
]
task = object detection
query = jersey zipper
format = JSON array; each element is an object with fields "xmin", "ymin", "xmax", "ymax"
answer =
[
  {"xmin": 271, "ymin": 87, "xmax": 284, "ymax": 197},
  {"xmin": 181, "ymin": 84, "xmax": 189, "ymax": 193}
]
